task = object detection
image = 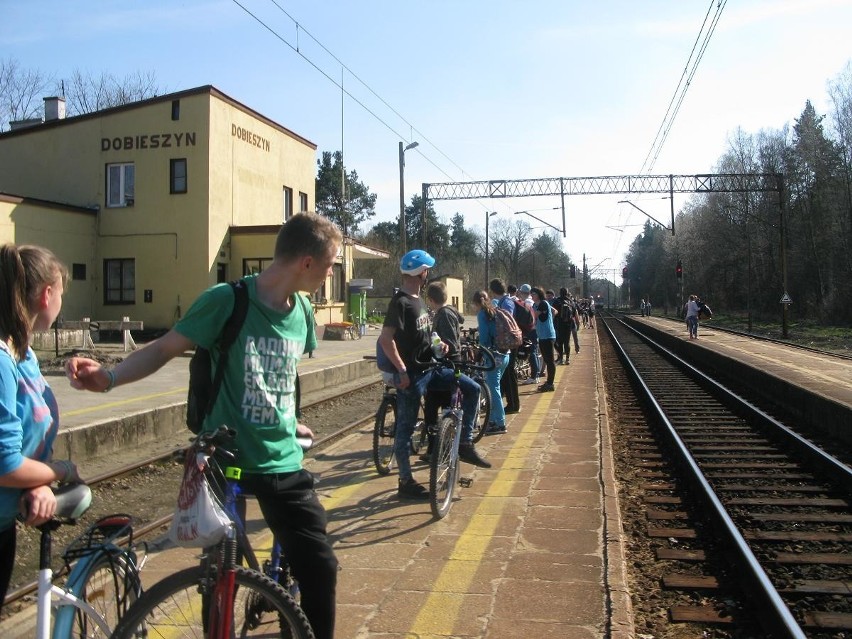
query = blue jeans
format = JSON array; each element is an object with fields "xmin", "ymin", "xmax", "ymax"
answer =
[
  {"xmin": 484, "ymin": 351, "xmax": 510, "ymax": 427},
  {"xmin": 528, "ymin": 337, "xmax": 541, "ymax": 378},
  {"xmin": 686, "ymin": 316, "xmax": 698, "ymax": 337},
  {"xmin": 395, "ymin": 368, "xmax": 481, "ymax": 481}
]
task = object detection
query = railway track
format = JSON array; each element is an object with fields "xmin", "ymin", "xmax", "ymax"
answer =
[
  {"xmin": 600, "ymin": 314, "xmax": 852, "ymax": 638},
  {"xmin": 2, "ymin": 378, "xmax": 381, "ymax": 610}
]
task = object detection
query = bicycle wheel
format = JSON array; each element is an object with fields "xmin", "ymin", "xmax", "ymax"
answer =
[
  {"xmin": 111, "ymin": 565, "xmax": 314, "ymax": 639},
  {"xmin": 429, "ymin": 416, "xmax": 459, "ymax": 519},
  {"xmin": 373, "ymin": 395, "xmax": 396, "ymax": 475},
  {"xmin": 409, "ymin": 419, "xmax": 429, "ymax": 455},
  {"xmin": 471, "ymin": 380, "xmax": 492, "ymax": 443},
  {"xmin": 56, "ymin": 550, "xmax": 141, "ymax": 638}
]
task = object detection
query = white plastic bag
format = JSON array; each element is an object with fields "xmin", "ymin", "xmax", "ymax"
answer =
[{"xmin": 168, "ymin": 452, "xmax": 231, "ymax": 548}]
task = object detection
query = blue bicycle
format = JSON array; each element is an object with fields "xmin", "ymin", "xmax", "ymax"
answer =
[{"xmin": 21, "ymin": 483, "xmax": 143, "ymax": 639}]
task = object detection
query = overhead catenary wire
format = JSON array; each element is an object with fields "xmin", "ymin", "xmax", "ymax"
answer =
[{"xmin": 639, "ymin": 0, "xmax": 728, "ymax": 175}]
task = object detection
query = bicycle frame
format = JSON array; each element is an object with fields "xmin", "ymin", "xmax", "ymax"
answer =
[{"xmin": 32, "ymin": 486, "xmax": 141, "ymax": 639}]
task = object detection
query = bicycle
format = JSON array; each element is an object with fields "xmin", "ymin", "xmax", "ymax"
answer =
[
  {"xmin": 110, "ymin": 428, "xmax": 314, "ymax": 639},
  {"xmin": 373, "ymin": 379, "xmax": 428, "ymax": 475},
  {"xmin": 423, "ymin": 347, "xmax": 496, "ymax": 519},
  {"xmin": 24, "ymin": 482, "xmax": 143, "ymax": 639}
]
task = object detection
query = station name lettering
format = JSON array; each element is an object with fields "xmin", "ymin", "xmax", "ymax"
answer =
[
  {"xmin": 100, "ymin": 132, "xmax": 197, "ymax": 151},
  {"xmin": 231, "ymin": 124, "xmax": 270, "ymax": 152}
]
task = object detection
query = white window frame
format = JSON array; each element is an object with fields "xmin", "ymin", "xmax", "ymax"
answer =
[
  {"xmin": 283, "ymin": 186, "xmax": 293, "ymax": 221},
  {"xmin": 107, "ymin": 162, "xmax": 135, "ymax": 207}
]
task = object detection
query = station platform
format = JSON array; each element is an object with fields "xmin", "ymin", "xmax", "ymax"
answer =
[
  {"xmin": 628, "ymin": 315, "xmax": 852, "ymax": 437},
  {"xmin": 122, "ymin": 324, "xmax": 633, "ymax": 639}
]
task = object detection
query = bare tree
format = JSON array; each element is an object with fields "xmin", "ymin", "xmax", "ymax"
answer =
[
  {"xmin": 64, "ymin": 68, "xmax": 161, "ymax": 115},
  {"xmin": 0, "ymin": 57, "xmax": 54, "ymax": 131}
]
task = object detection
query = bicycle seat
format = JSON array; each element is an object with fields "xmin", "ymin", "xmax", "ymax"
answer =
[{"xmin": 54, "ymin": 483, "xmax": 93, "ymax": 521}]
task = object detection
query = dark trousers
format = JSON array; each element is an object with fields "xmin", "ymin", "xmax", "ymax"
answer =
[
  {"xmin": 500, "ymin": 349, "xmax": 520, "ymax": 412},
  {"xmin": 241, "ymin": 469, "xmax": 338, "ymax": 639},
  {"xmin": 555, "ymin": 323, "xmax": 571, "ymax": 362},
  {"xmin": 0, "ymin": 525, "xmax": 15, "ymax": 610},
  {"xmin": 539, "ymin": 338, "xmax": 556, "ymax": 384}
]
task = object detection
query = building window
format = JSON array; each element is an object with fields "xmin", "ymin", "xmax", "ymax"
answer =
[
  {"xmin": 72, "ymin": 263, "xmax": 86, "ymax": 281},
  {"xmin": 283, "ymin": 186, "xmax": 293, "ymax": 221},
  {"xmin": 106, "ymin": 162, "xmax": 135, "ymax": 207},
  {"xmin": 170, "ymin": 158, "xmax": 187, "ymax": 194},
  {"xmin": 242, "ymin": 257, "xmax": 273, "ymax": 275},
  {"xmin": 104, "ymin": 258, "xmax": 135, "ymax": 304},
  {"xmin": 332, "ymin": 263, "xmax": 344, "ymax": 302},
  {"xmin": 299, "ymin": 191, "xmax": 309, "ymax": 212},
  {"xmin": 171, "ymin": 99, "xmax": 180, "ymax": 121}
]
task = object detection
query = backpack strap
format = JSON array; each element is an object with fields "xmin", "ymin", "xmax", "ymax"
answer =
[{"xmin": 206, "ymin": 279, "xmax": 250, "ymax": 418}]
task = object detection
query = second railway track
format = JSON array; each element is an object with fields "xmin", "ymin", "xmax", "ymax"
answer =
[{"xmin": 600, "ymin": 313, "xmax": 852, "ymax": 638}]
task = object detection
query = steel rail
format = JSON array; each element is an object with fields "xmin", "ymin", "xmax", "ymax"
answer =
[
  {"xmin": 601, "ymin": 314, "xmax": 807, "ymax": 639},
  {"xmin": 2, "ymin": 380, "xmax": 380, "ymax": 609}
]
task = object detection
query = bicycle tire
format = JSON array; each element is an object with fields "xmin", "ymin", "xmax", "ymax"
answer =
[
  {"xmin": 471, "ymin": 380, "xmax": 492, "ymax": 443},
  {"xmin": 111, "ymin": 565, "xmax": 314, "ymax": 639},
  {"xmin": 54, "ymin": 550, "xmax": 141, "ymax": 639},
  {"xmin": 373, "ymin": 395, "xmax": 396, "ymax": 475},
  {"xmin": 429, "ymin": 416, "xmax": 459, "ymax": 519},
  {"xmin": 409, "ymin": 419, "xmax": 429, "ymax": 455}
]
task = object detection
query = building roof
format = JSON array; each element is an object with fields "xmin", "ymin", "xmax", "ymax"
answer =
[
  {"xmin": 0, "ymin": 192, "xmax": 98, "ymax": 215},
  {"xmin": 0, "ymin": 85, "xmax": 316, "ymax": 149}
]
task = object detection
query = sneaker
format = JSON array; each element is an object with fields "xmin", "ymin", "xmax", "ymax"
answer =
[
  {"xmin": 554, "ymin": 358, "xmax": 563, "ymax": 365},
  {"xmin": 537, "ymin": 382, "xmax": 555, "ymax": 392},
  {"xmin": 575, "ymin": 347, "xmax": 580, "ymax": 354},
  {"xmin": 522, "ymin": 377, "xmax": 538, "ymax": 385},
  {"xmin": 485, "ymin": 422, "xmax": 507, "ymax": 435},
  {"xmin": 458, "ymin": 442, "xmax": 492, "ymax": 468},
  {"xmin": 397, "ymin": 478, "xmax": 430, "ymax": 500}
]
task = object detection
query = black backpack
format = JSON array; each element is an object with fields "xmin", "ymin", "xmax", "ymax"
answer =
[
  {"xmin": 186, "ymin": 280, "xmax": 250, "ymax": 433},
  {"xmin": 559, "ymin": 299, "xmax": 574, "ymax": 323},
  {"xmin": 512, "ymin": 302, "xmax": 535, "ymax": 333}
]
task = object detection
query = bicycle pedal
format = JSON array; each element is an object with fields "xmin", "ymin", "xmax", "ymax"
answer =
[{"xmin": 459, "ymin": 477, "xmax": 473, "ymax": 488}]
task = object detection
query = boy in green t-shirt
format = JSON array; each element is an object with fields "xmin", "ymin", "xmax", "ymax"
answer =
[{"xmin": 66, "ymin": 212, "xmax": 342, "ymax": 639}]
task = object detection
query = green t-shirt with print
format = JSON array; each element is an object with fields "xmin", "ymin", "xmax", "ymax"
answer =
[{"xmin": 175, "ymin": 275, "xmax": 316, "ymax": 474}]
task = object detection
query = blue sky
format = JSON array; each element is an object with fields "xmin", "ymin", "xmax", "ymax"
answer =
[{"xmin": 5, "ymin": 0, "xmax": 852, "ymax": 279}]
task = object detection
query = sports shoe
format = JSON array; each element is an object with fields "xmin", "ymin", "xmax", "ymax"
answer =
[
  {"xmin": 554, "ymin": 358, "xmax": 563, "ymax": 365},
  {"xmin": 537, "ymin": 382, "xmax": 555, "ymax": 392},
  {"xmin": 522, "ymin": 377, "xmax": 538, "ymax": 385},
  {"xmin": 397, "ymin": 478, "xmax": 430, "ymax": 500},
  {"xmin": 485, "ymin": 422, "xmax": 507, "ymax": 435},
  {"xmin": 575, "ymin": 347, "xmax": 580, "ymax": 354},
  {"xmin": 458, "ymin": 442, "xmax": 492, "ymax": 468}
]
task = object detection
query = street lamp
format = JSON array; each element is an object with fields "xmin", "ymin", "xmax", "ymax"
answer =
[
  {"xmin": 485, "ymin": 211, "xmax": 497, "ymax": 285},
  {"xmin": 398, "ymin": 141, "xmax": 419, "ymax": 252}
]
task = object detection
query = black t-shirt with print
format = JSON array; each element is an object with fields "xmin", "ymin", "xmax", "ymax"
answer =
[{"xmin": 383, "ymin": 290, "xmax": 432, "ymax": 371}]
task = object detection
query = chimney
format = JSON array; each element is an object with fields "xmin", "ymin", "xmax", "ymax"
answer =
[{"xmin": 44, "ymin": 96, "xmax": 66, "ymax": 122}]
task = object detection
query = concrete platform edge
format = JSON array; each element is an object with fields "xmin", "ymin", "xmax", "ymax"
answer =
[{"xmin": 594, "ymin": 329, "xmax": 635, "ymax": 638}]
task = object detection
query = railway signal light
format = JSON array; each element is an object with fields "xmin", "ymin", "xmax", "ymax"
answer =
[
  {"xmin": 676, "ymin": 260, "xmax": 683, "ymax": 279},
  {"xmin": 622, "ymin": 266, "xmax": 628, "ymax": 279},
  {"xmin": 570, "ymin": 264, "xmax": 576, "ymax": 278}
]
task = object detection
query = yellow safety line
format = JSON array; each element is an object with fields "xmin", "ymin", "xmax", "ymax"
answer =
[
  {"xmin": 62, "ymin": 388, "xmax": 187, "ymax": 416},
  {"xmin": 408, "ymin": 391, "xmax": 553, "ymax": 635}
]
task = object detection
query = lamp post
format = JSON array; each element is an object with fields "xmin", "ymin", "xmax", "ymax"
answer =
[
  {"xmin": 485, "ymin": 211, "xmax": 497, "ymax": 285},
  {"xmin": 398, "ymin": 141, "xmax": 418, "ymax": 252}
]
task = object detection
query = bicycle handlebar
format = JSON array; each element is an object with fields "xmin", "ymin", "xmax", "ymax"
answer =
[{"xmin": 414, "ymin": 344, "xmax": 496, "ymax": 373}]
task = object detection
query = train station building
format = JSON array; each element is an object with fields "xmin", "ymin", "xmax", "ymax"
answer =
[{"xmin": 0, "ymin": 86, "xmax": 387, "ymax": 331}]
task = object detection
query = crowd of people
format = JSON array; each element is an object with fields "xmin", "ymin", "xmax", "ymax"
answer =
[
  {"xmin": 0, "ymin": 215, "xmax": 600, "ymax": 637},
  {"xmin": 377, "ymin": 255, "xmax": 606, "ymax": 504}
]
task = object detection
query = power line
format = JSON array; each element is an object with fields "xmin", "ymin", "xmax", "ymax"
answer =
[
  {"xmin": 639, "ymin": 0, "xmax": 727, "ymax": 174},
  {"xmin": 230, "ymin": 0, "xmax": 477, "ymax": 188}
]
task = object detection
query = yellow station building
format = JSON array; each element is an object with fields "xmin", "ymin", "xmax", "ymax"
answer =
[{"xmin": 0, "ymin": 85, "xmax": 386, "ymax": 331}]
